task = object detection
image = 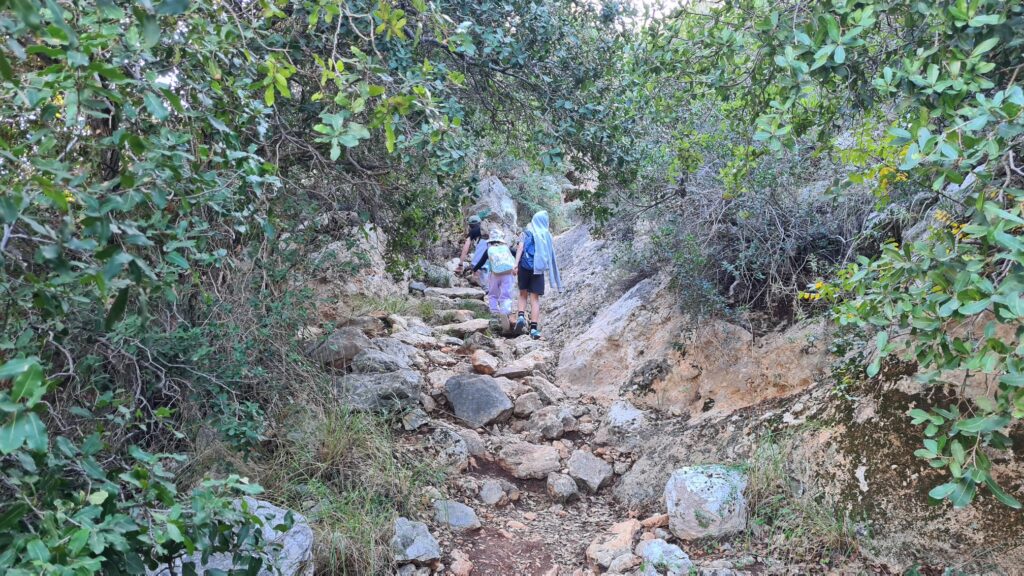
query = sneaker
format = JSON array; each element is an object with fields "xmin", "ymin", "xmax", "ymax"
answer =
[
  {"xmin": 530, "ymin": 328, "xmax": 541, "ymax": 340},
  {"xmin": 515, "ymin": 315, "xmax": 526, "ymax": 332}
]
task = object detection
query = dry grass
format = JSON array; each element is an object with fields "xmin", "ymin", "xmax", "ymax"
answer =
[{"xmin": 742, "ymin": 429, "xmax": 860, "ymax": 569}]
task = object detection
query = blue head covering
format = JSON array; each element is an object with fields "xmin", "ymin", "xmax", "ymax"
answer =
[{"xmin": 527, "ymin": 211, "xmax": 562, "ymax": 291}]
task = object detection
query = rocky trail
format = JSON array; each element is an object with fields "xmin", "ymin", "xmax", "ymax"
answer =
[{"xmin": 312, "ymin": 261, "xmax": 737, "ymax": 576}]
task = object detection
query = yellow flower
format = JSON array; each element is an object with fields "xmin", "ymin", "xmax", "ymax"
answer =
[
  {"xmin": 64, "ymin": 191, "xmax": 76, "ymax": 205},
  {"xmin": 814, "ymin": 281, "xmax": 824, "ymax": 290}
]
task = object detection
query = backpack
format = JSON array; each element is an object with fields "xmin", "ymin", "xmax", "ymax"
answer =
[{"xmin": 487, "ymin": 244, "xmax": 515, "ymax": 274}]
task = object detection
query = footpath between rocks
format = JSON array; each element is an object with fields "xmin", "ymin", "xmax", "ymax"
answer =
[{"xmin": 303, "ymin": 281, "xmax": 752, "ymax": 576}]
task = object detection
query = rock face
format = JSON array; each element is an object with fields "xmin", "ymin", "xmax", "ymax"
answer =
[
  {"xmin": 433, "ymin": 500, "xmax": 482, "ymax": 531},
  {"xmin": 665, "ymin": 465, "xmax": 748, "ymax": 540},
  {"xmin": 149, "ymin": 498, "xmax": 314, "ymax": 576},
  {"xmin": 306, "ymin": 327, "xmax": 371, "ymax": 366},
  {"xmin": 392, "ymin": 517, "xmax": 441, "ymax": 563},
  {"xmin": 431, "ymin": 426, "xmax": 472, "ymax": 472},
  {"xmin": 444, "ymin": 374, "xmax": 513, "ymax": 428},
  {"xmin": 470, "ymin": 175, "xmax": 518, "ymax": 230},
  {"xmin": 636, "ymin": 539, "xmax": 692, "ymax": 575},
  {"xmin": 586, "ymin": 519, "xmax": 641, "ymax": 570},
  {"xmin": 334, "ymin": 370, "xmax": 422, "ymax": 411},
  {"xmin": 567, "ymin": 450, "xmax": 613, "ymax": 493},
  {"xmin": 498, "ymin": 442, "xmax": 561, "ymax": 479}
]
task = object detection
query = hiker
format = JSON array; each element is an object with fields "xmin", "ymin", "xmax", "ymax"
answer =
[
  {"xmin": 457, "ymin": 215, "xmax": 489, "ymax": 286},
  {"xmin": 472, "ymin": 229, "xmax": 517, "ymax": 323},
  {"xmin": 513, "ymin": 210, "xmax": 562, "ymax": 339}
]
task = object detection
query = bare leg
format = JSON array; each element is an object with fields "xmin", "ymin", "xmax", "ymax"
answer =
[
  {"xmin": 518, "ymin": 290, "xmax": 528, "ymax": 315},
  {"xmin": 530, "ymin": 293, "xmax": 541, "ymax": 326}
]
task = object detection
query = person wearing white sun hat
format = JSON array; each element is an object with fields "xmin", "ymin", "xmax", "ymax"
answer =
[{"xmin": 472, "ymin": 228, "xmax": 518, "ymax": 328}]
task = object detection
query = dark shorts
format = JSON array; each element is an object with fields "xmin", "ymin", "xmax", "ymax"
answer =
[{"xmin": 518, "ymin": 266, "xmax": 545, "ymax": 295}]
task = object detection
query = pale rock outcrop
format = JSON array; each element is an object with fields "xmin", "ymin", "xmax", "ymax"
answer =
[
  {"xmin": 665, "ymin": 465, "xmax": 748, "ymax": 540},
  {"xmin": 567, "ymin": 449, "xmax": 613, "ymax": 493},
  {"xmin": 636, "ymin": 539, "xmax": 692, "ymax": 575},
  {"xmin": 586, "ymin": 519, "xmax": 641, "ymax": 570},
  {"xmin": 469, "ymin": 176, "xmax": 518, "ymax": 230}
]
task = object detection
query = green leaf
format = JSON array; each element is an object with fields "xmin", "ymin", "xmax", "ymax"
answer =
[
  {"xmin": 866, "ymin": 356, "xmax": 881, "ymax": 378},
  {"xmin": 928, "ymin": 482, "xmax": 957, "ymax": 500},
  {"xmin": 26, "ymin": 539, "xmax": 50, "ymax": 562},
  {"xmin": 984, "ymin": 476, "xmax": 1022, "ymax": 509},
  {"xmin": 140, "ymin": 13, "xmax": 160, "ymax": 48},
  {"xmin": 971, "ymin": 37, "xmax": 999, "ymax": 58},
  {"xmin": 155, "ymin": 0, "xmax": 190, "ymax": 15},
  {"xmin": 143, "ymin": 91, "xmax": 169, "ymax": 120},
  {"xmin": 968, "ymin": 14, "xmax": 1002, "ymax": 26},
  {"xmin": 0, "ymin": 357, "xmax": 39, "ymax": 380},
  {"xmin": 105, "ymin": 288, "xmax": 130, "ymax": 331},
  {"xmin": 833, "ymin": 45, "xmax": 846, "ymax": 64}
]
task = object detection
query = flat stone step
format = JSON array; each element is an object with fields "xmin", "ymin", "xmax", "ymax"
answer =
[{"xmin": 424, "ymin": 286, "xmax": 486, "ymax": 300}]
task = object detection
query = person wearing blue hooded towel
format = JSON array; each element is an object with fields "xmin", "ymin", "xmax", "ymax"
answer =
[{"xmin": 513, "ymin": 210, "xmax": 563, "ymax": 339}]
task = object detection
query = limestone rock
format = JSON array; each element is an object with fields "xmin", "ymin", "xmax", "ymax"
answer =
[
  {"xmin": 526, "ymin": 376, "xmax": 565, "ymax": 404},
  {"xmin": 470, "ymin": 176, "xmax": 518, "ymax": 230},
  {"xmin": 529, "ymin": 406, "xmax": 577, "ymax": 440},
  {"xmin": 402, "ymin": 409, "xmax": 429, "ymax": 431},
  {"xmin": 334, "ymin": 370, "xmax": 421, "ymax": 412},
  {"xmin": 450, "ymin": 549, "xmax": 474, "ymax": 576},
  {"xmin": 456, "ymin": 427, "xmax": 486, "ymax": 457},
  {"xmin": 433, "ymin": 500, "xmax": 481, "ymax": 532},
  {"xmin": 424, "ymin": 286, "xmax": 486, "ymax": 300},
  {"xmin": 498, "ymin": 442, "xmax": 561, "ymax": 479},
  {"xmin": 391, "ymin": 517, "xmax": 441, "ymax": 563},
  {"xmin": 546, "ymin": 472, "xmax": 579, "ymax": 503},
  {"xmin": 635, "ymin": 539, "xmax": 692, "ymax": 575},
  {"xmin": 514, "ymin": 392, "xmax": 544, "ymax": 417},
  {"xmin": 444, "ymin": 374, "xmax": 513, "ymax": 428},
  {"xmin": 586, "ymin": 519, "xmax": 641, "ymax": 570},
  {"xmin": 479, "ymin": 480, "xmax": 507, "ymax": 506},
  {"xmin": 306, "ymin": 327, "xmax": 370, "ymax": 366},
  {"xmin": 495, "ymin": 350, "xmax": 547, "ymax": 379},
  {"xmin": 606, "ymin": 553, "xmax": 640, "ymax": 574},
  {"xmin": 568, "ymin": 450, "xmax": 613, "ymax": 493},
  {"xmin": 665, "ymin": 465, "xmax": 747, "ymax": 540},
  {"xmin": 471, "ymin": 350, "xmax": 499, "ymax": 375},
  {"xmin": 431, "ymin": 426, "xmax": 471, "ymax": 472},
  {"xmin": 418, "ymin": 261, "xmax": 454, "ymax": 288},
  {"xmin": 438, "ymin": 318, "xmax": 491, "ymax": 338}
]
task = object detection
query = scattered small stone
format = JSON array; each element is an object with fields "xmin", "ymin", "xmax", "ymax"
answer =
[
  {"xmin": 528, "ymin": 405, "xmax": 577, "ymax": 440},
  {"xmin": 433, "ymin": 500, "xmax": 481, "ymax": 532},
  {"xmin": 514, "ymin": 392, "xmax": 544, "ymax": 417},
  {"xmin": 479, "ymin": 480, "xmax": 507, "ymax": 506},
  {"xmin": 547, "ymin": 472, "xmax": 579, "ymax": 503},
  {"xmin": 586, "ymin": 519, "xmax": 641, "ymax": 570},
  {"xmin": 568, "ymin": 449, "xmax": 614, "ymax": 493},
  {"xmin": 402, "ymin": 409, "xmax": 429, "ymax": 431},
  {"xmin": 497, "ymin": 442, "xmax": 562, "ymax": 479},
  {"xmin": 636, "ymin": 539, "xmax": 692, "ymax": 575},
  {"xmin": 606, "ymin": 553, "xmax": 640, "ymax": 574},
  {"xmin": 391, "ymin": 517, "xmax": 441, "ymax": 563},
  {"xmin": 471, "ymin": 349, "xmax": 499, "ymax": 375},
  {"xmin": 450, "ymin": 549, "xmax": 473, "ymax": 576},
  {"xmin": 523, "ymin": 512, "xmax": 537, "ymax": 521}
]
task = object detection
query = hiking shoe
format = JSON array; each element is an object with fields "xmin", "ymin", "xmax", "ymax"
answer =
[
  {"xmin": 530, "ymin": 328, "xmax": 541, "ymax": 340},
  {"xmin": 515, "ymin": 315, "xmax": 527, "ymax": 332}
]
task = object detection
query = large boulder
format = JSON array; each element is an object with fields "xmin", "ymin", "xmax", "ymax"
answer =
[
  {"xmin": 497, "ymin": 442, "xmax": 561, "ymax": 479},
  {"xmin": 469, "ymin": 176, "xmax": 518, "ymax": 230},
  {"xmin": 417, "ymin": 261, "xmax": 454, "ymax": 288},
  {"xmin": 567, "ymin": 449, "xmax": 613, "ymax": 493},
  {"xmin": 351, "ymin": 338, "xmax": 419, "ymax": 374},
  {"xmin": 594, "ymin": 400, "xmax": 649, "ymax": 452},
  {"xmin": 665, "ymin": 465, "xmax": 748, "ymax": 540},
  {"xmin": 334, "ymin": 370, "xmax": 421, "ymax": 412},
  {"xmin": 306, "ymin": 327, "xmax": 370, "ymax": 367},
  {"xmin": 391, "ymin": 517, "xmax": 441, "ymax": 563},
  {"xmin": 148, "ymin": 498, "xmax": 314, "ymax": 576},
  {"xmin": 444, "ymin": 374, "xmax": 513, "ymax": 428}
]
